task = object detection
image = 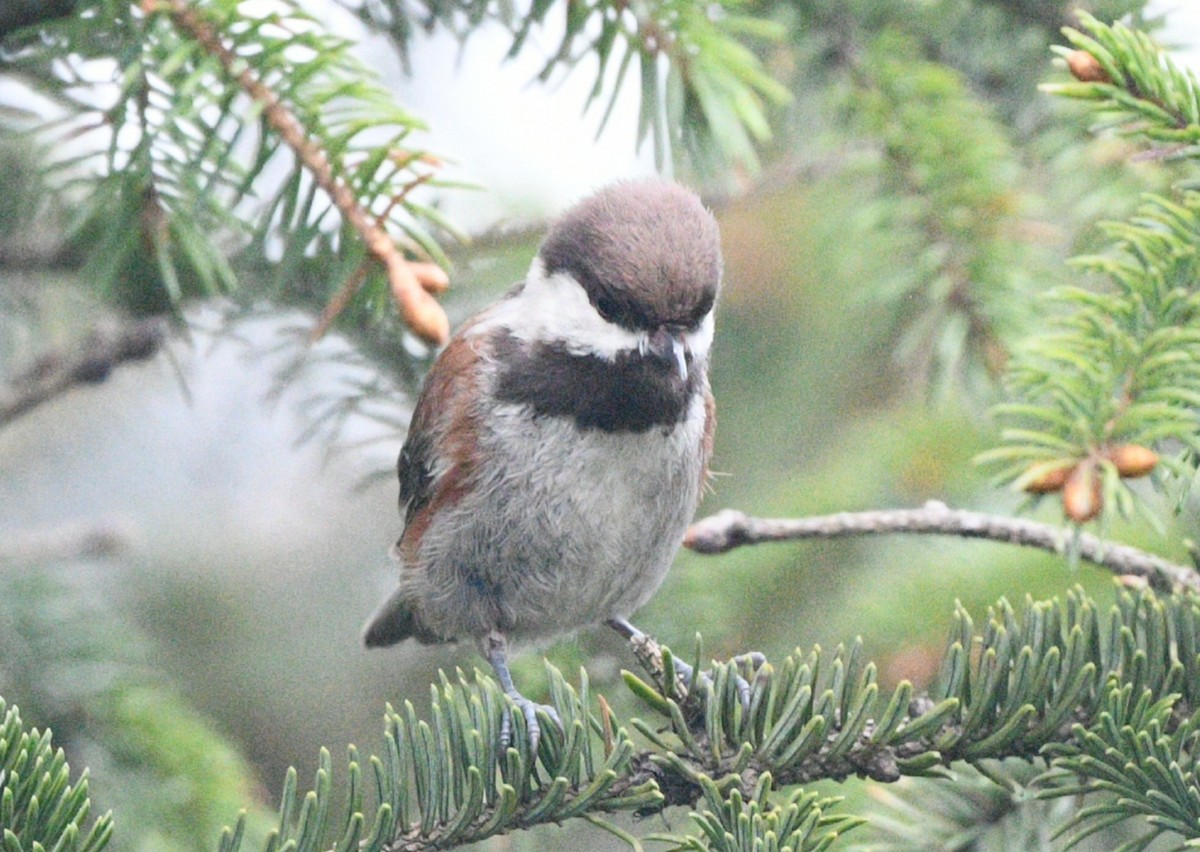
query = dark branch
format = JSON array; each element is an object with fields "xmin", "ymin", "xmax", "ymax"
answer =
[
  {"xmin": 0, "ymin": 317, "xmax": 165, "ymax": 427},
  {"xmin": 685, "ymin": 500, "xmax": 1200, "ymax": 594},
  {"xmin": 0, "ymin": 0, "xmax": 76, "ymax": 39},
  {"xmin": 0, "ymin": 520, "xmax": 133, "ymax": 563}
]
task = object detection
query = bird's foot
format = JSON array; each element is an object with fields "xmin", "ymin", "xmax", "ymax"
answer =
[
  {"xmin": 483, "ymin": 630, "xmax": 563, "ymax": 753},
  {"xmin": 607, "ymin": 618, "xmax": 765, "ymax": 711},
  {"xmin": 499, "ymin": 693, "xmax": 563, "ymax": 753},
  {"xmin": 672, "ymin": 651, "xmax": 765, "ymax": 711}
]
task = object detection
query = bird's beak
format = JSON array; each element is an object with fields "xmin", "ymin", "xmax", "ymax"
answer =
[{"xmin": 648, "ymin": 327, "xmax": 688, "ymax": 382}]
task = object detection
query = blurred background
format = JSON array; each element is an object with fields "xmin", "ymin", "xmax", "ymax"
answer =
[{"xmin": 2, "ymin": 0, "xmax": 1199, "ymax": 848}]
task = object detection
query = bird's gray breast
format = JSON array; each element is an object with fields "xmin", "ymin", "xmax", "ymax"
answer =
[
  {"xmin": 469, "ymin": 392, "xmax": 707, "ymax": 636},
  {"xmin": 411, "ymin": 338, "xmax": 708, "ymax": 642}
]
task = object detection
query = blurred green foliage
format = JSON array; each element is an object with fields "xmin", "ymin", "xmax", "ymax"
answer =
[
  {"xmin": 4, "ymin": 0, "xmax": 1200, "ymax": 849},
  {"xmin": 0, "ymin": 697, "xmax": 113, "ymax": 851},
  {"xmin": 0, "ymin": 561, "xmax": 276, "ymax": 849}
]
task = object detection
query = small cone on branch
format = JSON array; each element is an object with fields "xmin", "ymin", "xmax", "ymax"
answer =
[
  {"xmin": 386, "ymin": 256, "xmax": 450, "ymax": 344},
  {"xmin": 1105, "ymin": 444, "xmax": 1158, "ymax": 478},
  {"xmin": 408, "ymin": 262, "xmax": 451, "ymax": 294},
  {"xmin": 1023, "ymin": 462, "xmax": 1074, "ymax": 494},
  {"xmin": 401, "ymin": 289, "xmax": 450, "ymax": 344},
  {"xmin": 1067, "ymin": 50, "xmax": 1110, "ymax": 84},
  {"xmin": 1063, "ymin": 460, "xmax": 1102, "ymax": 523}
]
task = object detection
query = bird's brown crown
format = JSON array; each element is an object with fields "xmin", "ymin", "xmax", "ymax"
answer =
[{"xmin": 538, "ymin": 179, "xmax": 722, "ymax": 332}]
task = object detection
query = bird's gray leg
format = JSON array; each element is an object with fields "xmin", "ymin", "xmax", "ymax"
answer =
[
  {"xmin": 483, "ymin": 631, "xmax": 561, "ymax": 752},
  {"xmin": 606, "ymin": 617, "xmax": 763, "ymax": 710}
]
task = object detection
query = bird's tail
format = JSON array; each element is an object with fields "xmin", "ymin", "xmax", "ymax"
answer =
[{"xmin": 362, "ymin": 586, "xmax": 421, "ymax": 648}]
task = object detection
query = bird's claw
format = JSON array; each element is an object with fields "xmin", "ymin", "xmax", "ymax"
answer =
[
  {"xmin": 499, "ymin": 694, "xmax": 563, "ymax": 753},
  {"xmin": 733, "ymin": 651, "xmax": 768, "ymax": 669},
  {"xmin": 731, "ymin": 652, "xmax": 767, "ymax": 710},
  {"xmin": 669, "ymin": 657, "xmax": 709, "ymax": 695},
  {"xmin": 673, "ymin": 652, "xmax": 765, "ymax": 712}
]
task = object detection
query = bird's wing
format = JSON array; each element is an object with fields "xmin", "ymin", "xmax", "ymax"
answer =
[
  {"xmin": 394, "ymin": 329, "xmax": 488, "ymax": 560},
  {"xmin": 367, "ymin": 330, "xmax": 486, "ymax": 649},
  {"xmin": 699, "ymin": 385, "xmax": 716, "ymax": 492}
]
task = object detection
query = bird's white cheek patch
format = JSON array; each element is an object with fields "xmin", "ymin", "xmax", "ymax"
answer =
[
  {"xmin": 476, "ymin": 258, "xmax": 644, "ymax": 358},
  {"xmin": 473, "ymin": 257, "xmax": 718, "ymax": 363},
  {"xmin": 686, "ymin": 312, "xmax": 715, "ymax": 361}
]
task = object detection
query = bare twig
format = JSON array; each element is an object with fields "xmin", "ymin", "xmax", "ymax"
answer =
[
  {"xmin": 684, "ymin": 500, "xmax": 1200, "ymax": 593},
  {"xmin": 0, "ymin": 318, "xmax": 165, "ymax": 427},
  {"xmin": 0, "ymin": 520, "xmax": 134, "ymax": 564},
  {"xmin": 157, "ymin": 0, "xmax": 450, "ymax": 345},
  {"xmin": 0, "ymin": 0, "xmax": 75, "ymax": 39}
]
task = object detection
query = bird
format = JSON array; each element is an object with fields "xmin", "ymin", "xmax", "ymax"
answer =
[{"xmin": 362, "ymin": 178, "xmax": 723, "ymax": 747}]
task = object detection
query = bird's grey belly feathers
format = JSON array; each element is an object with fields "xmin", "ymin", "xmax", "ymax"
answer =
[{"xmin": 408, "ymin": 394, "xmax": 707, "ymax": 642}]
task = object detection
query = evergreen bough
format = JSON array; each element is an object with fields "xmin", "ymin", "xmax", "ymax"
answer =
[
  {"xmin": 0, "ymin": 699, "xmax": 112, "ymax": 851},
  {"xmin": 0, "ymin": 0, "xmax": 786, "ymax": 341},
  {"xmin": 207, "ymin": 586, "xmax": 1200, "ymax": 850},
  {"xmin": 982, "ymin": 14, "xmax": 1200, "ymax": 524}
]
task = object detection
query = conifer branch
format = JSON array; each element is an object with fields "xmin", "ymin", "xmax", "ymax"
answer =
[
  {"xmin": 0, "ymin": 0, "xmax": 75, "ymax": 38},
  {"xmin": 212, "ymin": 587, "xmax": 1200, "ymax": 851},
  {"xmin": 981, "ymin": 16, "xmax": 1200, "ymax": 525},
  {"xmin": 347, "ymin": 0, "xmax": 790, "ymax": 173},
  {"xmin": 0, "ymin": 698, "xmax": 114, "ymax": 850},
  {"xmin": 851, "ymin": 33, "xmax": 1028, "ymax": 389},
  {"xmin": 683, "ymin": 501, "xmax": 1200, "ymax": 593},
  {"xmin": 0, "ymin": 521, "xmax": 131, "ymax": 564},
  {"xmin": 0, "ymin": 318, "xmax": 164, "ymax": 427},
  {"xmin": 1046, "ymin": 13, "xmax": 1200, "ymax": 149},
  {"xmin": 152, "ymin": 0, "xmax": 450, "ymax": 345}
]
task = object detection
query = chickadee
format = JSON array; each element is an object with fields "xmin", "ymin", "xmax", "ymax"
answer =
[{"xmin": 363, "ymin": 179, "xmax": 722, "ymax": 745}]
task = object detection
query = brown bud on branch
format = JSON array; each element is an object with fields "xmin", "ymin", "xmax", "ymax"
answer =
[
  {"xmin": 1105, "ymin": 444, "xmax": 1158, "ymax": 478},
  {"xmin": 1062, "ymin": 461, "xmax": 1102, "ymax": 523},
  {"xmin": 1066, "ymin": 50, "xmax": 1111, "ymax": 84},
  {"xmin": 1022, "ymin": 462, "xmax": 1074, "ymax": 494}
]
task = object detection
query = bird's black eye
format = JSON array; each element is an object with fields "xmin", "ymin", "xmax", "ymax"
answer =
[
  {"xmin": 690, "ymin": 291, "xmax": 716, "ymax": 325},
  {"xmin": 595, "ymin": 294, "xmax": 620, "ymax": 322}
]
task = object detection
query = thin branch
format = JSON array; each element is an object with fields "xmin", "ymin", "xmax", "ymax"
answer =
[
  {"xmin": 0, "ymin": 317, "xmax": 165, "ymax": 427},
  {"xmin": 156, "ymin": 0, "xmax": 450, "ymax": 345},
  {"xmin": 684, "ymin": 500, "xmax": 1200, "ymax": 593},
  {"xmin": 0, "ymin": 0, "xmax": 76, "ymax": 39},
  {"xmin": 0, "ymin": 520, "xmax": 133, "ymax": 564}
]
